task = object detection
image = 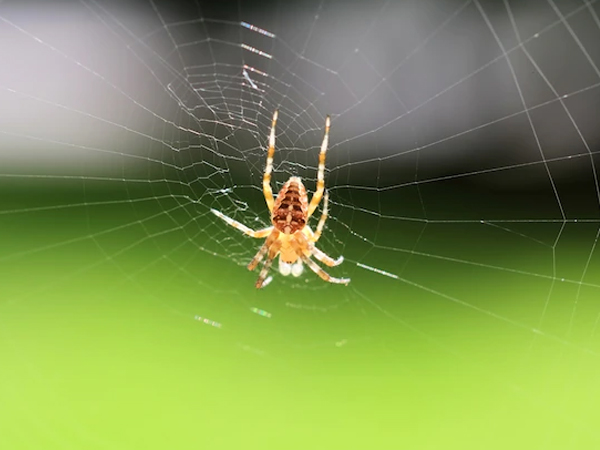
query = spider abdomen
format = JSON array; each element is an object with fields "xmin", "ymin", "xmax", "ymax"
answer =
[{"xmin": 272, "ymin": 176, "xmax": 308, "ymax": 234}]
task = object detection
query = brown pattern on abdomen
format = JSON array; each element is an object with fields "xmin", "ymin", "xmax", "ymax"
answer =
[{"xmin": 272, "ymin": 176, "xmax": 308, "ymax": 234}]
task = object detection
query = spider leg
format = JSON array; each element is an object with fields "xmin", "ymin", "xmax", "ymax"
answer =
[
  {"xmin": 300, "ymin": 254, "xmax": 350, "ymax": 285},
  {"xmin": 255, "ymin": 240, "xmax": 282, "ymax": 289},
  {"xmin": 312, "ymin": 246, "xmax": 344, "ymax": 267},
  {"xmin": 291, "ymin": 232, "xmax": 347, "ymax": 283},
  {"xmin": 307, "ymin": 115, "xmax": 330, "ymax": 218},
  {"xmin": 263, "ymin": 109, "xmax": 278, "ymax": 213},
  {"xmin": 311, "ymin": 190, "xmax": 328, "ymax": 242},
  {"xmin": 303, "ymin": 193, "xmax": 343, "ymax": 267},
  {"xmin": 211, "ymin": 209, "xmax": 273, "ymax": 238},
  {"xmin": 247, "ymin": 229, "xmax": 279, "ymax": 271}
]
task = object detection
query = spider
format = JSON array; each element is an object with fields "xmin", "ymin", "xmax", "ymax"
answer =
[{"xmin": 211, "ymin": 110, "xmax": 350, "ymax": 288}]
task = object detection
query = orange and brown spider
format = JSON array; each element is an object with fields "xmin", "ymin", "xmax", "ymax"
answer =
[{"xmin": 211, "ymin": 110, "xmax": 350, "ymax": 288}]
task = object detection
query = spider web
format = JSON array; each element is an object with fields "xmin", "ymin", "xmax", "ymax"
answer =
[{"xmin": 1, "ymin": 0, "xmax": 600, "ymax": 448}]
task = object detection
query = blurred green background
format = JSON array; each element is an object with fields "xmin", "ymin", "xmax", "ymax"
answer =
[{"xmin": 1, "ymin": 178, "xmax": 599, "ymax": 450}]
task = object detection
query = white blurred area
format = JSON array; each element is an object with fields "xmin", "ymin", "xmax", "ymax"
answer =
[
  {"xmin": 0, "ymin": 1, "xmax": 161, "ymax": 170},
  {"xmin": 0, "ymin": 0, "xmax": 598, "ymax": 187}
]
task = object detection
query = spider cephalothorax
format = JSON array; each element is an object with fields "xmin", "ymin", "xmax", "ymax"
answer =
[{"xmin": 211, "ymin": 110, "xmax": 349, "ymax": 288}]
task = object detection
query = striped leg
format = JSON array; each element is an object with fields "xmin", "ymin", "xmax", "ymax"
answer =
[
  {"xmin": 263, "ymin": 109, "xmax": 278, "ymax": 212},
  {"xmin": 300, "ymin": 254, "xmax": 350, "ymax": 285},
  {"xmin": 293, "ymin": 232, "xmax": 348, "ymax": 284},
  {"xmin": 211, "ymin": 209, "xmax": 273, "ymax": 238},
  {"xmin": 311, "ymin": 190, "xmax": 329, "ymax": 242},
  {"xmin": 247, "ymin": 229, "xmax": 279, "ymax": 271},
  {"xmin": 312, "ymin": 246, "xmax": 344, "ymax": 267},
  {"xmin": 307, "ymin": 115, "xmax": 330, "ymax": 217},
  {"xmin": 255, "ymin": 240, "xmax": 282, "ymax": 289}
]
